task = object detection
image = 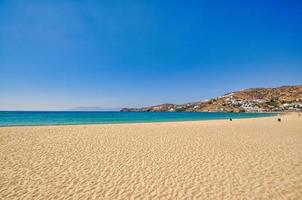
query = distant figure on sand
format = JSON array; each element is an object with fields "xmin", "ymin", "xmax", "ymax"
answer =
[
  {"xmin": 229, "ymin": 118, "xmax": 232, "ymax": 121},
  {"xmin": 278, "ymin": 118, "xmax": 281, "ymax": 122}
]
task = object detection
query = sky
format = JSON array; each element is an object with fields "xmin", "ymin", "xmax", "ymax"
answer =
[{"xmin": 0, "ymin": 0, "xmax": 301, "ymax": 110}]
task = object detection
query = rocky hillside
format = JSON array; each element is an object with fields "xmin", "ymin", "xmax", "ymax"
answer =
[{"xmin": 121, "ymin": 85, "xmax": 302, "ymax": 112}]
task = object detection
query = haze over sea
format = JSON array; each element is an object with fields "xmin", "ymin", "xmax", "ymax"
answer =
[{"xmin": 0, "ymin": 111, "xmax": 275, "ymax": 126}]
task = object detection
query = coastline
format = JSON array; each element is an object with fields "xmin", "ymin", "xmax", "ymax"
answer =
[
  {"xmin": 0, "ymin": 111, "xmax": 278, "ymax": 127},
  {"xmin": 0, "ymin": 113, "xmax": 277, "ymax": 128},
  {"xmin": 1, "ymin": 113, "xmax": 302, "ymax": 199}
]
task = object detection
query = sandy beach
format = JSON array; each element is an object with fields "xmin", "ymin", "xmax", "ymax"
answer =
[{"xmin": 0, "ymin": 114, "xmax": 302, "ymax": 199}]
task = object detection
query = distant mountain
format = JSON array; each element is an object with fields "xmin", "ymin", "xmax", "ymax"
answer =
[
  {"xmin": 121, "ymin": 85, "xmax": 302, "ymax": 112},
  {"xmin": 69, "ymin": 107, "xmax": 120, "ymax": 111}
]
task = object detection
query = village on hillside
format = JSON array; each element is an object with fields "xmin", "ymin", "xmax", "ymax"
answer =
[{"xmin": 121, "ymin": 85, "xmax": 302, "ymax": 113}]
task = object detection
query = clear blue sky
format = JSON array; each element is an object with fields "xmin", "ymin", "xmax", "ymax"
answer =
[{"xmin": 0, "ymin": 0, "xmax": 301, "ymax": 110}]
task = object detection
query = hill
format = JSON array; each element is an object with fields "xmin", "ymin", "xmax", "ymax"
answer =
[{"xmin": 121, "ymin": 85, "xmax": 302, "ymax": 112}]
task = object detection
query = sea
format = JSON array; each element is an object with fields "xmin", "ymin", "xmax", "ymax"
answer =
[{"xmin": 0, "ymin": 111, "xmax": 277, "ymax": 127}]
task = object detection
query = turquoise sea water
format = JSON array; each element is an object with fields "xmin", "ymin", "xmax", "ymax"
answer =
[{"xmin": 0, "ymin": 111, "xmax": 276, "ymax": 127}]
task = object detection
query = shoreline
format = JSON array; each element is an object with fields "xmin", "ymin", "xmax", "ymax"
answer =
[
  {"xmin": 1, "ymin": 112, "xmax": 301, "ymax": 199},
  {"xmin": 0, "ymin": 112, "xmax": 280, "ymax": 128}
]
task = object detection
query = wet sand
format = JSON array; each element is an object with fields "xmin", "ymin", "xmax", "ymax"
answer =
[{"xmin": 1, "ymin": 114, "xmax": 302, "ymax": 199}]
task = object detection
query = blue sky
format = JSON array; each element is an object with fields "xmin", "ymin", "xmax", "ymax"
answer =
[{"xmin": 0, "ymin": 0, "xmax": 301, "ymax": 110}]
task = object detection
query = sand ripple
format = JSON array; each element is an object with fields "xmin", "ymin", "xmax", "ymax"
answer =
[{"xmin": 1, "ymin": 115, "xmax": 302, "ymax": 199}]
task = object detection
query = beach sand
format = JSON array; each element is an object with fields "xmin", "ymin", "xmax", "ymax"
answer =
[{"xmin": 1, "ymin": 114, "xmax": 302, "ymax": 199}]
